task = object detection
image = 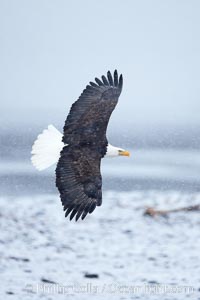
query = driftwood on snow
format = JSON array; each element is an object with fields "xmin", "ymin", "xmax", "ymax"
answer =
[{"xmin": 144, "ymin": 205, "xmax": 200, "ymax": 217}]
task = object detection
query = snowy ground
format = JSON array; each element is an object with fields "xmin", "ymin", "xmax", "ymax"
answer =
[
  {"xmin": 1, "ymin": 149, "xmax": 200, "ymax": 299},
  {"xmin": 1, "ymin": 190, "xmax": 200, "ymax": 300}
]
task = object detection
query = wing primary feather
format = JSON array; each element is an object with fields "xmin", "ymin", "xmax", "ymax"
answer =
[
  {"xmin": 70, "ymin": 209, "xmax": 78, "ymax": 221},
  {"xmin": 107, "ymin": 71, "xmax": 113, "ymax": 86},
  {"xmin": 114, "ymin": 70, "xmax": 118, "ymax": 87},
  {"xmin": 81, "ymin": 210, "xmax": 89, "ymax": 220},
  {"xmin": 89, "ymin": 202, "xmax": 97, "ymax": 214},
  {"xmin": 81, "ymin": 201, "xmax": 95, "ymax": 220},
  {"xmin": 90, "ymin": 81, "xmax": 98, "ymax": 87},
  {"xmin": 101, "ymin": 75, "xmax": 109, "ymax": 86},
  {"xmin": 75, "ymin": 210, "xmax": 83, "ymax": 221},
  {"xmin": 86, "ymin": 85, "xmax": 94, "ymax": 91},
  {"xmin": 75, "ymin": 203, "xmax": 87, "ymax": 221},
  {"xmin": 65, "ymin": 205, "xmax": 74, "ymax": 217},
  {"xmin": 119, "ymin": 74, "xmax": 123, "ymax": 90},
  {"xmin": 80, "ymin": 203, "xmax": 90, "ymax": 220},
  {"xmin": 95, "ymin": 77, "xmax": 104, "ymax": 86},
  {"xmin": 63, "ymin": 204, "xmax": 68, "ymax": 211}
]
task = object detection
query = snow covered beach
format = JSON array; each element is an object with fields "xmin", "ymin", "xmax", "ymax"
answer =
[{"xmin": 1, "ymin": 149, "xmax": 200, "ymax": 299}]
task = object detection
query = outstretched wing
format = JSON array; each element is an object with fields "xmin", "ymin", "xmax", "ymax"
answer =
[
  {"xmin": 56, "ymin": 70, "xmax": 123, "ymax": 221},
  {"xmin": 56, "ymin": 145, "xmax": 102, "ymax": 221},
  {"xmin": 62, "ymin": 70, "xmax": 123, "ymax": 155}
]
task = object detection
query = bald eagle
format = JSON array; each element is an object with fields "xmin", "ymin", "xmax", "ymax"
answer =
[{"xmin": 31, "ymin": 70, "xmax": 130, "ymax": 221}]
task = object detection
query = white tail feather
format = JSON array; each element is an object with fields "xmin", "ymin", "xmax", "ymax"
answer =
[{"xmin": 31, "ymin": 125, "xmax": 64, "ymax": 171}]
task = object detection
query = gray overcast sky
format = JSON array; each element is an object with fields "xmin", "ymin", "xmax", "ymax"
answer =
[{"xmin": 0, "ymin": 0, "xmax": 200, "ymax": 131}]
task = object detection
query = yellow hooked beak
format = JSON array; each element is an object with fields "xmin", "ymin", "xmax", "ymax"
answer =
[{"xmin": 119, "ymin": 150, "xmax": 130, "ymax": 157}]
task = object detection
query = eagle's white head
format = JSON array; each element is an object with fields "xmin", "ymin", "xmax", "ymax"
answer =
[{"xmin": 105, "ymin": 144, "xmax": 130, "ymax": 158}]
